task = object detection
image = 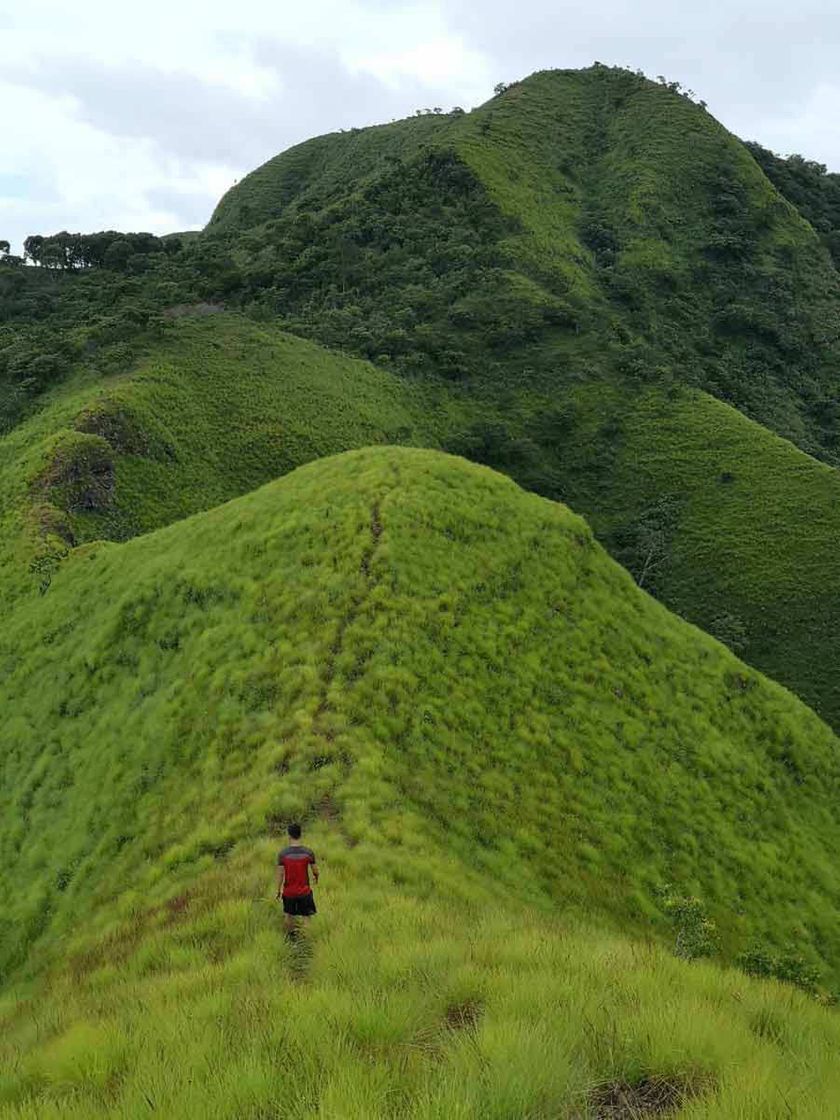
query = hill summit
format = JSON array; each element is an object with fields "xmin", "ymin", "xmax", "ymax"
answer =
[{"xmin": 5, "ymin": 447, "xmax": 840, "ymax": 1114}]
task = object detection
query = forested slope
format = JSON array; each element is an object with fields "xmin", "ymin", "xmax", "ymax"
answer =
[
  {"xmin": 212, "ymin": 65, "xmax": 840, "ymax": 459},
  {"xmin": 8, "ymin": 67, "xmax": 840, "ymax": 725}
]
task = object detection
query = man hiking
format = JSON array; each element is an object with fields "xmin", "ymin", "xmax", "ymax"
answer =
[{"xmin": 276, "ymin": 822, "xmax": 319, "ymax": 937}]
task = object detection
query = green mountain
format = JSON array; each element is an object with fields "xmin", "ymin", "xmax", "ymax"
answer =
[
  {"xmin": 5, "ymin": 448, "xmax": 840, "ymax": 1116},
  {"xmin": 6, "ymin": 64, "xmax": 840, "ymax": 1116}
]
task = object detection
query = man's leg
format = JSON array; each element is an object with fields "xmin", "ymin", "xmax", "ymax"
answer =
[{"xmin": 284, "ymin": 909, "xmax": 301, "ymax": 941}]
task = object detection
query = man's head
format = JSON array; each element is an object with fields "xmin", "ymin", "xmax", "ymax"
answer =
[{"xmin": 288, "ymin": 822, "xmax": 302, "ymax": 840}]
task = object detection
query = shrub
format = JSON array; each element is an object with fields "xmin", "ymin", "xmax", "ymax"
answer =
[
  {"xmin": 737, "ymin": 943, "xmax": 822, "ymax": 996},
  {"xmin": 662, "ymin": 893, "xmax": 719, "ymax": 961}
]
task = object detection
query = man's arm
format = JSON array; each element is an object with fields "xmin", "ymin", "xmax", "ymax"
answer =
[
  {"xmin": 310, "ymin": 852, "xmax": 319, "ymax": 884},
  {"xmin": 275, "ymin": 860, "xmax": 284, "ymax": 899}
]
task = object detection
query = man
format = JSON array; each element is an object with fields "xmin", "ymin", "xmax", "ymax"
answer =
[{"xmin": 276, "ymin": 822, "xmax": 319, "ymax": 937}]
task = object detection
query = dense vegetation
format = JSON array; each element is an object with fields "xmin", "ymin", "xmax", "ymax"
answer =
[
  {"xmin": 7, "ymin": 305, "xmax": 840, "ymax": 727},
  {"xmin": 5, "ymin": 448, "xmax": 840, "ymax": 1116},
  {"xmin": 209, "ymin": 66, "xmax": 840, "ymax": 460},
  {"xmin": 9, "ymin": 67, "xmax": 840, "ymax": 455},
  {"xmin": 0, "ymin": 233, "xmax": 234, "ymax": 433},
  {"xmin": 746, "ymin": 141, "xmax": 840, "ymax": 266}
]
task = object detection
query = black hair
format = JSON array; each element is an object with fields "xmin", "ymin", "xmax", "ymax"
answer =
[{"xmin": 288, "ymin": 822, "xmax": 302, "ymax": 839}]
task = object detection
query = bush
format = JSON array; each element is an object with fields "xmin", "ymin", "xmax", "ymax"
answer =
[
  {"xmin": 662, "ymin": 893, "xmax": 719, "ymax": 960},
  {"xmin": 737, "ymin": 943, "xmax": 822, "ymax": 996}
]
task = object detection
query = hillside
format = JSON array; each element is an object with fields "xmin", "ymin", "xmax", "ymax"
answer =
[
  {"xmin": 746, "ymin": 141, "xmax": 840, "ymax": 266},
  {"xmin": 8, "ymin": 65, "xmax": 840, "ymax": 1114},
  {"xmin": 211, "ymin": 66, "xmax": 840, "ymax": 457},
  {"xmin": 0, "ymin": 316, "xmax": 447, "ymax": 602},
  {"xmin": 5, "ymin": 448, "xmax": 840, "ymax": 1115},
  {"xmin": 6, "ymin": 307, "xmax": 840, "ymax": 729}
]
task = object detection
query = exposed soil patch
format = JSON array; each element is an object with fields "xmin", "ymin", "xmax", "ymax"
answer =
[
  {"xmin": 163, "ymin": 301, "xmax": 225, "ymax": 319},
  {"xmin": 29, "ymin": 501, "xmax": 76, "ymax": 547},
  {"xmin": 370, "ymin": 502, "xmax": 383, "ymax": 541},
  {"xmin": 38, "ymin": 433, "xmax": 115, "ymax": 513},
  {"xmin": 165, "ymin": 893, "xmax": 191, "ymax": 917},
  {"xmin": 286, "ymin": 929, "xmax": 315, "ymax": 984},
  {"xmin": 314, "ymin": 792, "xmax": 359, "ymax": 847},
  {"xmin": 588, "ymin": 1073, "xmax": 708, "ymax": 1118},
  {"xmin": 265, "ymin": 811, "xmax": 288, "ymax": 836},
  {"xmin": 317, "ymin": 793, "xmax": 340, "ymax": 823},
  {"xmin": 444, "ymin": 997, "xmax": 483, "ymax": 1032},
  {"xmin": 359, "ymin": 500, "xmax": 382, "ymax": 577},
  {"xmin": 76, "ymin": 405, "xmax": 146, "ymax": 456}
]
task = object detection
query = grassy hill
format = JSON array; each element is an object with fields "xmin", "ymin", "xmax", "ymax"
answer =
[
  {"xmin": 212, "ymin": 65, "xmax": 840, "ymax": 460},
  {"xmin": 0, "ymin": 315, "xmax": 449, "ymax": 602},
  {"xmin": 4, "ymin": 447, "xmax": 840, "ymax": 1115},
  {"xmin": 8, "ymin": 71, "xmax": 840, "ymax": 739}
]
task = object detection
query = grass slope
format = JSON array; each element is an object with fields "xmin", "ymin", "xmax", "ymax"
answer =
[
  {"xmin": 6, "ymin": 883, "xmax": 840, "ymax": 1118},
  {"xmin": 579, "ymin": 387, "xmax": 840, "ymax": 723},
  {"xmin": 4, "ymin": 447, "xmax": 840, "ymax": 1114},
  {"xmin": 8, "ymin": 66, "xmax": 840, "ymax": 734},
  {"xmin": 0, "ymin": 315, "xmax": 448, "ymax": 601}
]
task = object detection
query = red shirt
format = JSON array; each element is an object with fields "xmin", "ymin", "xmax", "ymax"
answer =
[{"xmin": 278, "ymin": 845, "xmax": 317, "ymax": 897}]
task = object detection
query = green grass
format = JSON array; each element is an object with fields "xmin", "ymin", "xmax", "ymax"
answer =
[
  {"xmin": 209, "ymin": 113, "xmax": 459, "ymax": 234},
  {"xmin": 9, "ymin": 66, "xmax": 840, "ymax": 735},
  {"xmin": 214, "ymin": 66, "xmax": 840, "ymax": 457},
  {"xmin": 4, "ymin": 447, "xmax": 840, "ymax": 1114},
  {"xmin": 7, "ymin": 68, "xmax": 840, "ymax": 1113},
  {"xmin": 61, "ymin": 314, "xmax": 443, "ymax": 542},
  {"xmin": 578, "ymin": 386, "xmax": 840, "ymax": 725}
]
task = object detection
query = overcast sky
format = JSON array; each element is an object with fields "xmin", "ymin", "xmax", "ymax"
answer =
[{"xmin": 2, "ymin": 0, "xmax": 840, "ymax": 252}]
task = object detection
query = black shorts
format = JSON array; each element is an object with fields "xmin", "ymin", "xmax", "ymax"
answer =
[{"xmin": 282, "ymin": 893, "xmax": 316, "ymax": 916}]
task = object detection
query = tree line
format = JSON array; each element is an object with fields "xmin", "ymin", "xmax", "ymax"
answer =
[{"xmin": 0, "ymin": 230, "xmax": 181, "ymax": 271}]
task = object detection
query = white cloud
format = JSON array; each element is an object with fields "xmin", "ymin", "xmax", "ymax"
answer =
[
  {"xmin": 1, "ymin": 2, "xmax": 481, "ymax": 250},
  {"xmin": 0, "ymin": 79, "xmax": 227, "ymax": 248},
  {"xmin": 730, "ymin": 82, "xmax": 840, "ymax": 161},
  {"xmin": 440, "ymin": 0, "xmax": 840, "ymax": 165},
  {"xmin": 3, "ymin": 0, "xmax": 840, "ymax": 252}
]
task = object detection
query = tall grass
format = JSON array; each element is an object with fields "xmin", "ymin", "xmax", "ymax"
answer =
[{"xmin": 4, "ymin": 851, "xmax": 840, "ymax": 1117}]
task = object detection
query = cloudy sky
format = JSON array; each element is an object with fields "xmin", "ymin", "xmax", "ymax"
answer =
[{"xmin": 2, "ymin": 0, "xmax": 840, "ymax": 251}]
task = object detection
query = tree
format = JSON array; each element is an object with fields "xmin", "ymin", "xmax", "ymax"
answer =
[
  {"xmin": 0, "ymin": 240, "xmax": 9, "ymax": 256},
  {"xmin": 611, "ymin": 497, "xmax": 682, "ymax": 592},
  {"xmin": 23, "ymin": 235, "xmax": 44, "ymax": 266},
  {"xmin": 103, "ymin": 239, "xmax": 133, "ymax": 271}
]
